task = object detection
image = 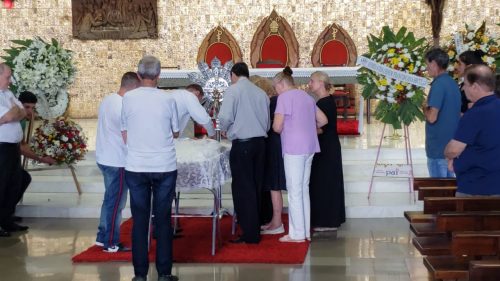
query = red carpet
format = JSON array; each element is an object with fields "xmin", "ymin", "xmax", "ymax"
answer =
[
  {"xmin": 72, "ymin": 216, "xmax": 309, "ymax": 264},
  {"xmin": 337, "ymin": 119, "xmax": 359, "ymax": 135}
]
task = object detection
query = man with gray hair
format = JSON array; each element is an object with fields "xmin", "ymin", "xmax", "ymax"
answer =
[
  {"xmin": 121, "ymin": 56, "xmax": 179, "ymax": 281},
  {"xmin": 445, "ymin": 64, "xmax": 500, "ymax": 196},
  {"xmin": 0, "ymin": 63, "xmax": 27, "ymax": 237}
]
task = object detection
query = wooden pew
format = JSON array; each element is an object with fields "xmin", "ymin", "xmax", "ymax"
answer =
[
  {"xmin": 423, "ymin": 231, "xmax": 500, "ymax": 281},
  {"xmin": 424, "ymin": 197, "xmax": 500, "ymax": 214},
  {"xmin": 413, "ymin": 177, "xmax": 457, "ymax": 191},
  {"xmin": 411, "ymin": 199, "xmax": 500, "ymax": 255},
  {"xmin": 411, "ymin": 211, "xmax": 500, "ymax": 237},
  {"xmin": 417, "ymin": 186, "xmax": 457, "ymax": 200},
  {"xmin": 405, "ymin": 179, "xmax": 457, "ymax": 223},
  {"xmin": 469, "ymin": 260, "xmax": 500, "ymax": 281}
]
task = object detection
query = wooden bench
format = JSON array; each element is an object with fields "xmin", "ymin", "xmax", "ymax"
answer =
[
  {"xmin": 417, "ymin": 186, "xmax": 457, "ymax": 200},
  {"xmin": 469, "ymin": 260, "xmax": 500, "ymax": 281},
  {"xmin": 423, "ymin": 231, "xmax": 500, "ymax": 281},
  {"xmin": 406, "ymin": 196, "xmax": 500, "ymax": 223},
  {"xmin": 424, "ymin": 197, "xmax": 500, "ymax": 214},
  {"xmin": 411, "ymin": 211, "xmax": 500, "ymax": 237},
  {"xmin": 413, "ymin": 178, "xmax": 457, "ymax": 191},
  {"xmin": 412, "ymin": 200, "xmax": 500, "ymax": 256}
]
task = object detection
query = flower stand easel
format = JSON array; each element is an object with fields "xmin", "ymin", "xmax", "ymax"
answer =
[
  {"xmin": 22, "ymin": 116, "xmax": 83, "ymax": 195},
  {"xmin": 367, "ymin": 124, "xmax": 414, "ymax": 201}
]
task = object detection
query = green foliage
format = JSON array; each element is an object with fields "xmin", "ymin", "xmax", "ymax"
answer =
[{"xmin": 358, "ymin": 26, "xmax": 428, "ymax": 129}]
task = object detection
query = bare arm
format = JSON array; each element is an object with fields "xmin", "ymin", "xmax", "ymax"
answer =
[
  {"xmin": 0, "ymin": 99, "xmax": 26, "ymax": 125},
  {"xmin": 424, "ymin": 106, "xmax": 439, "ymax": 124},
  {"xmin": 273, "ymin": 113, "xmax": 284, "ymax": 134},
  {"xmin": 20, "ymin": 142, "xmax": 56, "ymax": 164},
  {"xmin": 316, "ymin": 107, "xmax": 328, "ymax": 128},
  {"xmin": 444, "ymin": 139, "xmax": 467, "ymax": 159}
]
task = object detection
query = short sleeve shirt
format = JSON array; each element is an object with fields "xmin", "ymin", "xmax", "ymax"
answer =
[
  {"xmin": 453, "ymin": 95, "xmax": 500, "ymax": 195},
  {"xmin": 275, "ymin": 89, "xmax": 320, "ymax": 155},
  {"xmin": 425, "ymin": 73, "xmax": 461, "ymax": 159},
  {"xmin": 121, "ymin": 87, "xmax": 179, "ymax": 173},
  {"xmin": 0, "ymin": 89, "xmax": 23, "ymax": 143}
]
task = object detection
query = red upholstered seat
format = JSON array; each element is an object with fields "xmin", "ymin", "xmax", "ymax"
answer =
[
  {"xmin": 321, "ymin": 40, "xmax": 349, "ymax": 67},
  {"xmin": 258, "ymin": 34, "xmax": 288, "ymax": 68},
  {"xmin": 205, "ymin": 42, "xmax": 233, "ymax": 66}
]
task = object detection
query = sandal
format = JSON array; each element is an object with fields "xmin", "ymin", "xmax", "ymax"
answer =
[{"xmin": 278, "ymin": 235, "xmax": 305, "ymax": 243}]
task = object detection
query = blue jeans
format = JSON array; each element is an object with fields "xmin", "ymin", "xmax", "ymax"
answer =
[
  {"xmin": 125, "ymin": 170, "xmax": 177, "ymax": 277},
  {"xmin": 427, "ymin": 158, "xmax": 455, "ymax": 178},
  {"xmin": 96, "ymin": 164, "xmax": 128, "ymax": 248}
]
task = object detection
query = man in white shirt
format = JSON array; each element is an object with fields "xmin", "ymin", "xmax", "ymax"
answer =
[
  {"xmin": 95, "ymin": 72, "xmax": 139, "ymax": 252},
  {"xmin": 0, "ymin": 63, "xmax": 26, "ymax": 237},
  {"xmin": 167, "ymin": 84, "xmax": 214, "ymax": 138},
  {"xmin": 121, "ymin": 56, "xmax": 179, "ymax": 281}
]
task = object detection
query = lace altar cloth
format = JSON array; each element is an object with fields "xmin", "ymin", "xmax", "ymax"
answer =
[{"xmin": 175, "ymin": 138, "xmax": 231, "ymax": 192}]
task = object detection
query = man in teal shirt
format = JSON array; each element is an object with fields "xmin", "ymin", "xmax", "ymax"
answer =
[{"xmin": 424, "ymin": 48, "xmax": 461, "ymax": 178}]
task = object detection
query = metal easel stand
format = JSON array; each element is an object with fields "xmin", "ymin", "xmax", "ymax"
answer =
[{"xmin": 367, "ymin": 124, "xmax": 415, "ymax": 201}]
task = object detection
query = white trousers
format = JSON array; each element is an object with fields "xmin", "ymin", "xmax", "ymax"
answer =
[{"xmin": 284, "ymin": 153, "xmax": 314, "ymax": 240}]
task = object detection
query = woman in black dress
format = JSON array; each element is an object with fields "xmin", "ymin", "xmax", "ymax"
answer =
[
  {"xmin": 308, "ymin": 71, "xmax": 345, "ymax": 231},
  {"xmin": 250, "ymin": 76, "xmax": 286, "ymax": 235}
]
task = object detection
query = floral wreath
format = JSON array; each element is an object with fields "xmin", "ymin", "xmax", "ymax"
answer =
[
  {"xmin": 358, "ymin": 26, "xmax": 428, "ymax": 129},
  {"xmin": 1, "ymin": 37, "xmax": 76, "ymax": 119},
  {"xmin": 443, "ymin": 21, "xmax": 499, "ymax": 79},
  {"xmin": 31, "ymin": 117, "xmax": 88, "ymax": 165}
]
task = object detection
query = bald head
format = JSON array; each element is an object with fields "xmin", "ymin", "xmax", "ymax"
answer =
[
  {"xmin": 0, "ymin": 63, "xmax": 12, "ymax": 91},
  {"xmin": 0, "ymin": 63, "xmax": 10, "ymax": 75},
  {"xmin": 465, "ymin": 65, "xmax": 496, "ymax": 91},
  {"xmin": 463, "ymin": 64, "xmax": 496, "ymax": 102}
]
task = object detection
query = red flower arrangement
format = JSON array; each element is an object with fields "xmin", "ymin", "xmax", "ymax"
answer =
[{"xmin": 31, "ymin": 117, "xmax": 88, "ymax": 165}]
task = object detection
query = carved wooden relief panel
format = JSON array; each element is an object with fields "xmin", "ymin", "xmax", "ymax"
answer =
[{"xmin": 72, "ymin": 0, "xmax": 158, "ymax": 40}]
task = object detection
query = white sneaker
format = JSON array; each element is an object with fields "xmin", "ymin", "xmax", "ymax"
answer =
[
  {"xmin": 260, "ymin": 224, "xmax": 285, "ymax": 235},
  {"xmin": 103, "ymin": 245, "xmax": 131, "ymax": 253},
  {"xmin": 95, "ymin": 241, "xmax": 104, "ymax": 247}
]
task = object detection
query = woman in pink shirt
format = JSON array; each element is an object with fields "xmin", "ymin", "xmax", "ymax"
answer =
[{"xmin": 273, "ymin": 67, "xmax": 327, "ymax": 242}]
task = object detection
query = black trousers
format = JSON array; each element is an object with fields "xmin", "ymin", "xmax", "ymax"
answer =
[
  {"xmin": 230, "ymin": 137, "xmax": 265, "ymax": 243},
  {"xmin": 0, "ymin": 143, "xmax": 23, "ymax": 227}
]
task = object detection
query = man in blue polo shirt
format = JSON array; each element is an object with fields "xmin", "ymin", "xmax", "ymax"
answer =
[
  {"xmin": 423, "ymin": 48, "xmax": 461, "ymax": 177},
  {"xmin": 445, "ymin": 65, "xmax": 500, "ymax": 196}
]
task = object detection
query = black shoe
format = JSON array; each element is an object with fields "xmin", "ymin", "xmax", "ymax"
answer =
[
  {"xmin": 2, "ymin": 223, "xmax": 28, "ymax": 232},
  {"xmin": 132, "ymin": 276, "xmax": 147, "ymax": 281},
  {"xmin": 12, "ymin": 216, "xmax": 22, "ymax": 222},
  {"xmin": 158, "ymin": 275, "xmax": 179, "ymax": 281},
  {"xmin": 0, "ymin": 229, "xmax": 11, "ymax": 237},
  {"xmin": 229, "ymin": 237, "xmax": 246, "ymax": 244}
]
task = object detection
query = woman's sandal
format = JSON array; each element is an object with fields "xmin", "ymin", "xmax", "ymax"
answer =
[{"xmin": 278, "ymin": 235, "xmax": 305, "ymax": 243}]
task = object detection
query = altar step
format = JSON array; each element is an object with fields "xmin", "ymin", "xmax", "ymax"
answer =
[{"xmin": 18, "ymin": 147, "xmax": 428, "ymax": 219}]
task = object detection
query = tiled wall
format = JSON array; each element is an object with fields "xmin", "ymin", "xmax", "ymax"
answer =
[{"xmin": 1, "ymin": 0, "xmax": 498, "ymax": 118}]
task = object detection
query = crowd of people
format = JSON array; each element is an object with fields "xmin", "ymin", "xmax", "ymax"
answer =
[
  {"xmin": 8, "ymin": 48, "xmax": 500, "ymax": 280},
  {"xmin": 424, "ymin": 48, "xmax": 500, "ymax": 196}
]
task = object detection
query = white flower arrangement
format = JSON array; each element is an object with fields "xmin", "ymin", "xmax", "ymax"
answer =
[
  {"xmin": 358, "ymin": 26, "xmax": 428, "ymax": 129},
  {"xmin": 1, "ymin": 37, "xmax": 76, "ymax": 119},
  {"xmin": 443, "ymin": 21, "xmax": 499, "ymax": 79}
]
